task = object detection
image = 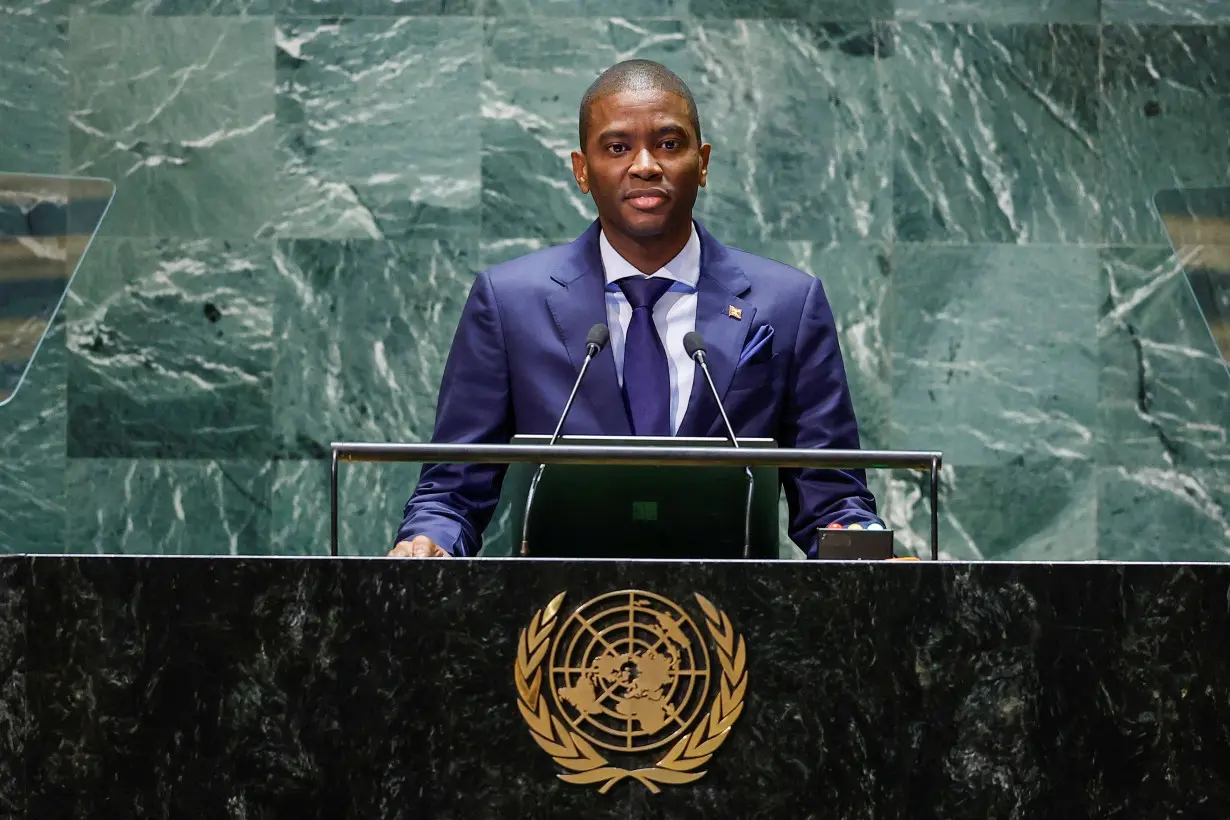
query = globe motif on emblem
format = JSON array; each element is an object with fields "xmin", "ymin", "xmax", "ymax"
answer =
[{"xmin": 549, "ymin": 590, "xmax": 711, "ymax": 753}]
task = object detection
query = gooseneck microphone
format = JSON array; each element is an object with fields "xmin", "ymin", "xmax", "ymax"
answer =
[
  {"xmin": 550, "ymin": 324, "xmax": 609, "ymax": 445},
  {"xmin": 520, "ymin": 323, "xmax": 610, "ymax": 556},
  {"xmin": 684, "ymin": 331, "xmax": 754, "ymax": 558}
]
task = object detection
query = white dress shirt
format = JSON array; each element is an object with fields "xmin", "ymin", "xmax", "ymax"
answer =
[{"xmin": 600, "ymin": 223, "xmax": 700, "ymax": 435}]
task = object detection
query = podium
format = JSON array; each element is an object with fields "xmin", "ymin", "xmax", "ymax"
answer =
[
  {"xmin": 330, "ymin": 440, "xmax": 945, "ymax": 560},
  {"xmin": 2, "ymin": 555, "xmax": 1227, "ymax": 817}
]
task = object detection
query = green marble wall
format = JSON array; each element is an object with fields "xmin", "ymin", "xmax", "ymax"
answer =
[{"xmin": 1, "ymin": 0, "xmax": 1228, "ymax": 560}]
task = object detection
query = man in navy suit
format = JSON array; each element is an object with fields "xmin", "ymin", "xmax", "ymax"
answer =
[{"xmin": 391, "ymin": 60, "xmax": 881, "ymax": 558}]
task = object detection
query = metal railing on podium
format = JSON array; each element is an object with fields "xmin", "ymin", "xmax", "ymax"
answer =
[{"xmin": 329, "ymin": 442, "xmax": 942, "ymax": 560}]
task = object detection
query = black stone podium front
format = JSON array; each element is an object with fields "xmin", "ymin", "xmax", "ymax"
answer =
[{"xmin": 1, "ymin": 556, "xmax": 1228, "ymax": 818}]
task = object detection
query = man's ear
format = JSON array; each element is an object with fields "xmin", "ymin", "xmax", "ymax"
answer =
[
  {"xmin": 698, "ymin": 143, "xmax": 712, "ymax": 188},
  {"xmin": 571, "ymin": 150, "xmax": 590, "ymax": 194}
]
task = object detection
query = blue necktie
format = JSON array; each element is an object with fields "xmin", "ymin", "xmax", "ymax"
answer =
[{"xmin": 617, "ymin": 276, "xmax": 674, "ymax": 436}]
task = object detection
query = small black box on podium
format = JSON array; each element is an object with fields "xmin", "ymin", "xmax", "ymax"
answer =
[{"xmin": 814, "ymin": 528, "xmax": 896, "ymax": 560}]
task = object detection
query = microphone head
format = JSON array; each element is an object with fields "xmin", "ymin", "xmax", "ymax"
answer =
[
  {"xmin": 683, "ymin": 331, "xmax": 706, "ymax": 360},
  {"xmin": 586, "ymin": 323, "xmax": 610, "ymax": 352}
]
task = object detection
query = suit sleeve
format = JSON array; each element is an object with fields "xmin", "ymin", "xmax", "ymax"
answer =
[
  {"xmin": 780, "ymin": 276, "xmax": 880, "ymax": 556},
  {"xmin": 395, "ymin": 272, "xmax": 513, "ymax": 556}
]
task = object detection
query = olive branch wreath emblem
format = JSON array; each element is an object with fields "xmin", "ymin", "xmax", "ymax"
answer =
[{"xmin": 513, "ymin": 591, "xmax": 748, "ymax": 794}]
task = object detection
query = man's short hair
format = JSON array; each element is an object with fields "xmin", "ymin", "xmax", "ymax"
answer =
[{"xmin": 578, "ymin": 59, "xmax": 702, "ymax": 149}]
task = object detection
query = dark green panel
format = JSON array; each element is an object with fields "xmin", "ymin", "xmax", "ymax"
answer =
[
  {"xmin": 67, "ymin": 15, "xmax": 275, "ymax": 239},
  {"xmin": 690, "ymin": 0, "xmax": 891, "ymax": 22},
  {"xmin": 888, "ymin": 244, "xmax": 1100, "ymax": 467},
  {"xmin": 895, "ymin": 461, "xmax": 1096, "ymax": 560},
  {"xmin": 272, "ymin": 17, "xmax": 482, "ymax": 240},
  {"xmin": 692, "ymin": 21, "xmax": 890, "ymax": 246},
  {"xmin": 1100, "ymin": 26, "xmax": 1230, "ymax": 244},
  {"xmin": 1098, "ymin": 466, "xmax": 1230, "ymax": 561},
  {"xmin": 63, "ymin": 459, "xmax": 272, "ymax": 554},
  {"xmin": 270, "ymin": 237, "xmax": 476, "ymax": 460},
  {"xmin": 0, "ymin": 319, "xmax": 66, "ymax": 554},
  {"xmin": 889, "ymin": 23, "xmax": 1100, "ymax": 244},
  {"xmin": 1102, "ymin": 0, "xmax": 1230, "ymax": 23},
  {"xmin": 0, "ymin": 19, "xmax": 67, "ymax": 176},
  {"xmin": 895, "ymin": 0, "xmax": 1099, "ymax": 22},
  {"xmin": 1098, "ymin": 246, "xmax": 1230, "ymax": 469},
  {"xmin": 65, "ymin": 238, "xmax": 274, "ymax": 459}
]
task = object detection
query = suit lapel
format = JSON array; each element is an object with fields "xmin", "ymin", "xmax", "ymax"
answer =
[
  {"xmin": 678, "ymin": 223, "xmax": 755, "ymax": 438},
  {"xmin": 545, "ymin": 222, "xmax": 631, "ymax": 437}
]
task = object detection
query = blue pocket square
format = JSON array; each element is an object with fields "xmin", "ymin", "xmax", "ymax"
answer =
[{"xmin": 737, "ymin": 324, "xmax": 774, "ymax": 367}]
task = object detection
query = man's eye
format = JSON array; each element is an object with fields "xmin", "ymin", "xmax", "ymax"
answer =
[
  {"xmin": 608, "ymin": 144, "xmax": 627, "ymax": 155},
  {"xmin": 662, "ymin": 140, "xmax": 679, "ymax": 150}
]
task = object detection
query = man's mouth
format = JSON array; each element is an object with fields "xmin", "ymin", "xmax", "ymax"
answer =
[{"xmin": 624, "ymin": 189, "xmax": 670, "ymax": 211}]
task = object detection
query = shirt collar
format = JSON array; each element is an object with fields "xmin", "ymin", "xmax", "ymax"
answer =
[{"xmin": 599, "ymin": 221, "xmax": 701, "ymax": 289}]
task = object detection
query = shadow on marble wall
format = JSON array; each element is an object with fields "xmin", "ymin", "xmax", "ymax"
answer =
[{"xmin": 1, "ymin": 1, "xmax": 1228, "ymax": 559}]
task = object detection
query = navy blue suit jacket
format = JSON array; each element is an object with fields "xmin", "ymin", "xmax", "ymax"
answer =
[{"xmin": 397, "ymin": 220, "xmax": 879, "ymax": 556}]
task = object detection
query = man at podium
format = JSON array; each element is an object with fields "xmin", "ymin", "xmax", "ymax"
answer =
[{"xmin": 392, "ymin": 60, "xmax": 882, "ymax": 558}]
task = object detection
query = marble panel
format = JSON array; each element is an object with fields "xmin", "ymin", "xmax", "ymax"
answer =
[
  {"xmin": 1100, "ymin": 25, "xmax": 1230, "ymax": 244},
  {"xmin": 24, "ymin": 556, "xmax": 341, "ymax": 816},
  {"xmin": 272, "ymin": 17, "xmax": 481, "ymax": 239},
  {"xmin": 895, "ymin": 0, "xmax": 1099, "ymax": 22},
  {"xmin": 1102, "ymin": 0, "xmax": 1230, "ymax": 22},
  {"xmin": 889, "ymin": 22, "xmax": 1101, "ymax": 244},
  {"xmin": 0, "ymin": 0, "xmax": 67, "ymax": 16},
  {"xmin": 67, "ymin": 16, "xmax": 275, "ymax": 239},
  {"xmin": 271, "ymin": 459, "xmax": 451, "ymax": 557},
  {"xmin": 888, "ymin": 244, "xmax": 1100, "ymax": 467},
  {"xmin": 0, "ymin": 319, "xmax": 66, "ymax": 554},
  {"xmin": 62, "ymin": 459, "xmax": 272, "ymax": 554},
  {"xmin": 15, "ymin": 558, "xmax": 1230, "ymax": 815},
  {"xmin": 692, "ymin": 21, "xmax": 890, "ymax": 245},
  {"xmin": 1098, "ymin": 466, "xmax": 1230, "ymax": 561},
  {"xmin": 271, "ymin": 237, "xmax": 475, "ymax": 459},
  {"xmin": 1098, "ymin": 246, "xmax": 1230, "ymax": 468},
  {"xmin": 281, "ymin": 0, "xmax": 476, "ymax": 15},
  {"xmin": 0, "ymin": 558, "xmax": 27, "ymax": 820},
  {"xmin": 73, "ymin": 0, "xmax": 272, "ymax": 14},
  {"xmin": 0, "ymin": 18, "xmax": 67, "ymax": 175},
  {"xmin": 65, "ymin": 238, "xmax": 274, "ymax": 459},
  {"xmin": 690, "ymin": 0, "xmax": 891, "ymax": 23},
  {"xmin": 483, "ymin": 0, "xmax": 685, "ymax": 15},
  {"xmin": 883, "ymin": 461, "xmax": 1097, "ymax": 561}
]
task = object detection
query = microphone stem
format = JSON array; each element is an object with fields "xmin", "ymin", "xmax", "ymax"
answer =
[
  {"xmin": 550, "ymin": 351, "xmax": 594, "ymax": 445},
  {"xmin": 520, "ymin": 462, "xmax": 547, "ymax": 556},
  {"xmin": 697, "ymin": 358, "xmax": 739, "ymax": 450},
  {"xmin": 524, "ymin": 348, "xmax": 596, "ymax": 556},
  {"xmin": 696, "ymin": 355, "xmax": 754, "ymax": 559},
  {"xmin": 742, "ymin": 466, "xmax": 754, "ymax": 560}
]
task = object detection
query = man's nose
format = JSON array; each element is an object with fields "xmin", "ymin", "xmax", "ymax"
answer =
[{"xmin": 629, "ymin": 148, "xmax": 662, "ymax": 179}]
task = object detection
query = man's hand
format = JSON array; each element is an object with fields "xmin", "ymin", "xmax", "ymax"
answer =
[{"xmin": 388, "ymin": 535, "xmax": 450, "ymax": 558}]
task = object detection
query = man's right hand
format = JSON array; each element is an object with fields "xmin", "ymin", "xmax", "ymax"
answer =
[{"xmin": 388, "ymin": 535, "xmax": 450, "ymax": 558}]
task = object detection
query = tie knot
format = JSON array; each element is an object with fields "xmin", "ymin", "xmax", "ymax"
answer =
[{"xmin": 617, "ymin": 276, "xmax": 673, "ymax": 311}]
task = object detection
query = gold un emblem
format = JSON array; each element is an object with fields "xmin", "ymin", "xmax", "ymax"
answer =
[{"xmin": 514, "ymin": 589, "xmax": 748, "ymax": 793}]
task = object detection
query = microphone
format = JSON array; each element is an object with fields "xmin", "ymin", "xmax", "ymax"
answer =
[
  {"xmin": 521, "ymin": 323, "xmax": 610, "ymax": 556},
  {"xmin": 683, "ymin": 331, "xmax": 754, "ymax": 559},
  {"xmin": 550, "ymin": 323, "xmax": 609, "ymax": 445}
]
